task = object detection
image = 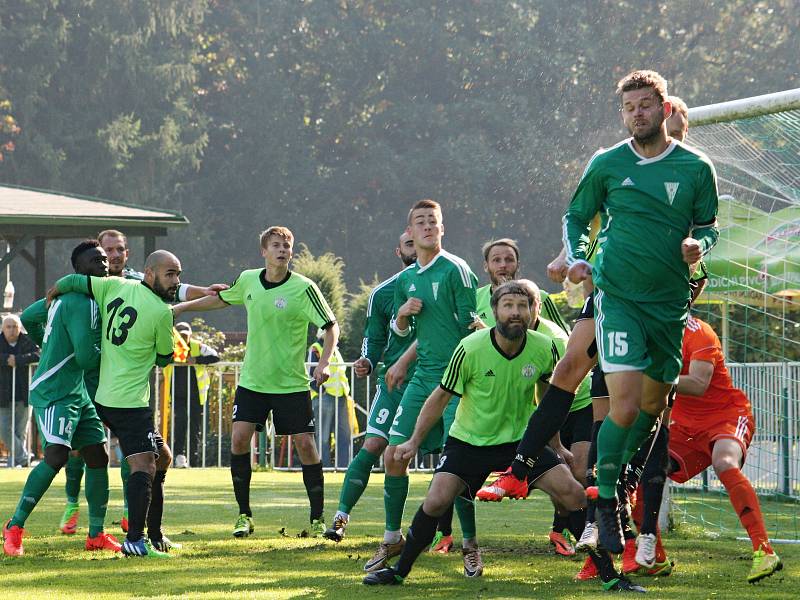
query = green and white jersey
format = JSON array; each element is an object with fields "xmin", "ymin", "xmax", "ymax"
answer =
[
  {"xmin": 476, "ymin": 284, "xmax": 570, "ymax": 334},
  {"xmin": 563, "ymin": 139, "xmax": 719, "ymax": 303},
  {"xmin": 361, "ymin": 271, "xmax": 417, "ymax": 380},
  {"xmin": 441, "ymin": 328, "xmax": 557, "ymax": 446},
  {"xmin": 392, "ymin": 251, "xmax": 478, "ymax": 377},
  {"xmin": 219, "ymin": 269, "xmax": 336, "ymax": 394},
  {"xmin": 21, "ymin": 294, "xmax": 101, "ymax": 408},
  {"xmin": 533, "ymin": 318, "xmax": 591, "ymax": 412},
  {"xmin": 55, "ymin": 274, "xmax": 174, "ymax": 408}
]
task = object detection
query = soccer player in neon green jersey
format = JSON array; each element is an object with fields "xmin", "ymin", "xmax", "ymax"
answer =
[
  {"xmin": 173, "ymin": 226, "xmax": 339, "ymax": 538},
  {"xmin": 363, "ymin": 282, "xmax": 598, "ymax": 586},
  {"xmin": 363, "ymin": 198, "xmax": 480, "ymax": 575},
  {"xmin": 59, "ymin": 228, "xmax": 222, "ymax": 542},
  {"xmin": 3, "ymin": 241, "xmax": 123, "ymax": 557},
  {"xmin": 476, "ymin": 238, "xmax": 570, "ymax": 334},
  {"xmin": 47, "ymin": 250, "xmax": 191, "ymax": 558},
  {"xmin": 563, "ymin": 70, "xmax": 719, "ymax": 553},
  {"xmin": 323, "ymin": 232, "xmax": 417, "ymax": 543}
]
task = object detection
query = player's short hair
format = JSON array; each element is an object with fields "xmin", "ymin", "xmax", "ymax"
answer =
[
  {"xmin": 71, "ymin": 239, "xmax": 101, "ymax": 270},
  {"xmin": 668, "ymin": 95, "xmax": 688, "ymax": 119},
  {"xmin": 490, "ymin": 280, "xmax": 535, "ymax": 310},
  {"xmin": 407, "ymin": 198, "xmax": 442, "ymax": 224},
  {"xmin": 260, "ymin": 226, "xmax": 294, "ymax": 248},
  {"xmin": 97, "ymin": 229, "xmax": 127, "ymax": 247},
  {"xmin": 482, "ymin": 238, "xmax": 520, "ymax": 262},
  {"xmin": 616, "ymin": 70, "xmax": 668, "ymax": 104}
]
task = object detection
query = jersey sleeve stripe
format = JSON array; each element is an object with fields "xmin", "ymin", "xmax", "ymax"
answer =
[
  {"xmin": 443, "ymin": 252, "xmax": 472, "ymax": 288},
  {"xmin": 306, "ymin": 287, "xmax": 335, "ymax": 322},
  {"xmin": 542, "ymin": 297, "xmax": 569, "ymax": 333},
  {"xmin": 550, "ymin": 340, "xmax": 560, "ymax": 367},
  {"xmin": 442, "ymin": 346, "xmax": 466, "ymax": 391}
]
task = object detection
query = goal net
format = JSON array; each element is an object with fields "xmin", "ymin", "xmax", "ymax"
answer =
[{"xmin": 669, "ymin": 88, "xmax": 800, "ymax": 542}]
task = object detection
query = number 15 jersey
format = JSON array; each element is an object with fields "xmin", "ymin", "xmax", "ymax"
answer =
[{"xmin": 54, "ymin": 274, "xmax": 174, "ymax": 408}]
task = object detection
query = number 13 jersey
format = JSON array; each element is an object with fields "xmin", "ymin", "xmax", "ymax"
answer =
[{"xmin": 55, "ymin": 274, "xmax": 174, "ymax": 408}]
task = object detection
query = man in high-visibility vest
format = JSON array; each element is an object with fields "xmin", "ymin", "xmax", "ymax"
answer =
[
  {"xmin": 163, "ymin": 322, "xmax": 220, "ymax": 468},
  {"xmin": 308, "ymin": 332, "xmax": 353, "ymax": 469}
]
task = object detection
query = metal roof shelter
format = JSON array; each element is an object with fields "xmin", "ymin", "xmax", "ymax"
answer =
[{"xmin": 0, "ymin": 183, "xmax": 188, "ymax": 302}]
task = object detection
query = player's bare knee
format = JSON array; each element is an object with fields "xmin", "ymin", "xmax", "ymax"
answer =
[
  {"xmin": 363, "ymin": 436, "xmax": 388, "ymax": 457},
  {"xmin": 712, "ymin": 457, "xmax": 740, "ymax": 477},
  {"xmin": 156, "ymin": 446, "xmax": 172, "ymax": 470},
  {"xmin": 44, "ymin": 445, "xmax": 70, "ymax": 471},
  {"xmin": 81, "ymin": 443, "xmax": 109, "ymax": 469},
  {"xmin": 610, "ymin": 402, "xmax": 640, "ymax": 427},
  {"xmin": 383, "ymin": 447, "xmax": 409, "ymax": 476}
]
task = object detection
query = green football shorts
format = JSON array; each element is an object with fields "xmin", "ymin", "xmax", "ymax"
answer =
[
  {"xmin": 33, "ymin": 394, "xmax": 107, "ymax": 450},
  {"xmin": 594, "ymin": 289, "xmax": 688, "ymax": 384}
]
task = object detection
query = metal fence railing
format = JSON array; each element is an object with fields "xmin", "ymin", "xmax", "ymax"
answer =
[{"xmin": 6, "ymin": 361, "xmax": 798, "ymax": 484}]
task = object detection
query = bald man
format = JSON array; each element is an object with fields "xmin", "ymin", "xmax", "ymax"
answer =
[{"xmin": 47, "ymin": 250, "xmax": 216, "ymax": 557}]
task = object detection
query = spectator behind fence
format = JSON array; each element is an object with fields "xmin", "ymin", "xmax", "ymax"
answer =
[
  {"xmin": 308, "ymin": 331, "xmax": 355, "ymax": 468},
  {"xmin": 0, "ymin": 314, "xmax": 40, "ymax": 467},
  {"xmin": 162, "ymin": 322, "xmax": 220, "ymax": 468}
]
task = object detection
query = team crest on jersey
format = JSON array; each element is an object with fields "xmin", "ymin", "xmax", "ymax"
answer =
[
  {"xmin": 432, "ymin": 282, "xmax": 439, "ymax": 300},
  {"xmin": 274, "ymin": 297, "xmax": 287, "ymax": 309},
  {"xmin": 521, "ymin": 364, "xmax": 536, "ymax": 378},
  {"xmin": 664, "ymin": 182, "xmax": 680, "ymax": 205}
]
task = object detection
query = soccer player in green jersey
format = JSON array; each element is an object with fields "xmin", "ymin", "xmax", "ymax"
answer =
[
  {"xmin": 476, "ymin": 239, "xmax": 570, "ymax": 334},
  {"xmin": 47, "ymin": 250, "xmax": 191, "ymax": 557},
  {"xmin": 363, "ymin": 282, "xmax": 604, "ymax": 586},
  {"xmin": 3, "ymin": 241, "xmax": 121, "ymax": 557},
  {"xmin": 323, "ymin": 232, "xmax": 417, "ymax": 543},
  {"xmin": 362, "ymin": 198, "xmax": 480, "ymax": 574},
  {"xmin": 563, "ymin": 70, "xmax": 719, "ymax": 553},
  {"xmin": 173, "ymin": 226, "xmax": 339, "ymax": 538}
]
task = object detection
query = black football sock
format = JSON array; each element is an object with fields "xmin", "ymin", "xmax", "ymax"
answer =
[
  {"xmin": 302, "ymin": 462, "xmax": 325, "ymax": 522},
  {"xmin": 511, "ymin": 385, "xmax": 575, "ymax": 479},
  {"xmin": 147, "ymin": 470, "xmax": 166, "ymax": 541},
  {"xmin": 552, "ymin": 511, "xmax": 570, "ymax": 533},
  {"xmin": 126, "ymin": 471, "xmax": 153, "ymax": 542},
  {"xmin": 589, "ymin": 548, "xmax": 620, "ymax": 582},
  {"xmin": 395, "ymin": 506, "xmax": 439, "ymax": 578},
  {"xmin": 230, "ymin": 452, "xmax": 252, "ymax": 517},
  {"xmin": 437, "ymin": 503, "xmax": 453, "ymax": 537},
  {"xmin": 566, "ymin": 508, "xmax": 586, "ymax": 540},
  {"xmin": 641, "ymin": 426, "xmax": 669, "ymax": 536}
]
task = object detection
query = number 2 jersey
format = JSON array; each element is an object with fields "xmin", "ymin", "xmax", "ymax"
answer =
[
  {"xmin": 21, "ymin": 293, "xmax": 101, "ymax": 407},
  {"xmin": 54, "ymin": 274, "xmax": 174, "ymax": 408}
]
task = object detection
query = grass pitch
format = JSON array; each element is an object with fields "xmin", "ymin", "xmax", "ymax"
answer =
[{"xmin": 1, "ymin": 468, "xmax": 797, "ymax": 599}]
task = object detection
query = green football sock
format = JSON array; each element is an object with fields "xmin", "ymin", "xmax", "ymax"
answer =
[
  {"xmin": 384, "ymin": 475, "xmax": 409, "ymax": 532},
  {"xmin": 338, "ymin": 448, "xmax": 380, "ymax": 514},
  {"xmin": 85, "ymin": 466, "xmax": 109, "ymax": 537},
  {"xmin": 120, "ymin": 458, "xmax": 130, "ymax": 512},
  {"xmin": 596, "ymin": 416, "xmax": 630, "ymax": 499},
  {"xmin": 622, "ymin": 410, "xmax": 658, "ymax": 464},
  {"xmin": 65, "ymin": 454, "xmax": 85, "ymax": 504},
  {"xmin": 455, "ymin": 496, "xmax": 476, "ymax": 541},
  {"xmin": 10, "ymin": 462, "xmax": 58, "ymax": 528}
]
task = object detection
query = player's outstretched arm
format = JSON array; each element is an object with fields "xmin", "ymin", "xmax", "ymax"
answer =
[
  {"xmin": 172, "ymin": 294, "xmax": 228, "ymax": 317},
  {"xmin": 182, "ymin": 283, "xmax": 230, "ymax": 301},
  {"xmin": 395, "ymin": 386, "xmax": 452, "ymax": 462}
]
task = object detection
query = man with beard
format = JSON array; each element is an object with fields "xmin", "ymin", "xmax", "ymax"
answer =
[
  {"xmin": 475, "ymin": 238, "xmax": 570, "ymax": 334},
  {"xmin": 363, "ymin": 282, "xmax": 594, "ymax": 586},
  {"xmin": 323, "ymin": 232, "xmax": 417, "ymax": 543},
  {"xmin": 562, "ymin": 70, "xmax": 719, "ymax": 553},
  {"xmin": 46, "ymin": 250, "xmax": 189, "ymax": 557},
  {"xmin": 4, "ymin": 241, "xmax": 121, "ymax": 557}
]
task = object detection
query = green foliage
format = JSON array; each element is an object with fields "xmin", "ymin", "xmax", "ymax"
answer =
[
  {"xmin": 291, "ymin": 244, "xmax": 349, "ymax": 343},
  {"xmin": 340, "ymin": 278, "xmax": 379, "ymax": 361}
]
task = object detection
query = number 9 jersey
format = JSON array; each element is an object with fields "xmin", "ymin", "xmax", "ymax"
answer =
[{"xmin": 54, "ymin": 274, "xmax": 174, "ymax": 409}]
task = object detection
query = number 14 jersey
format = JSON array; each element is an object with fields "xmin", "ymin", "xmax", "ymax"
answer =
[{"xmin": 55, "ymin": 274, "xmax": 174, "ymax": 408}]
